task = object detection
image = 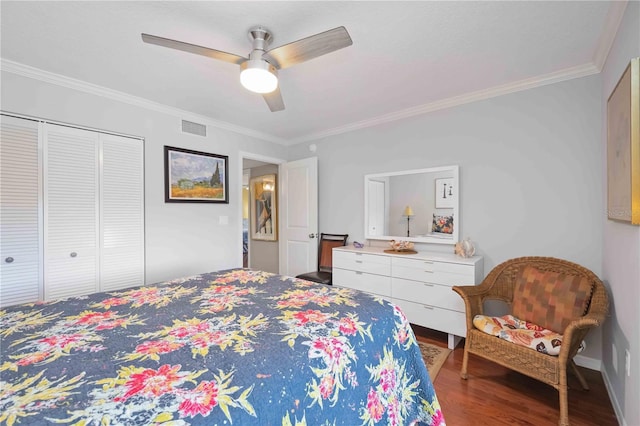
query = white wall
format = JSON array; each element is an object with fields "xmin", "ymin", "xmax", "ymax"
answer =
[
  {"xmin": 600, "ymin": 2, "xmax": 640, "ymax": 425},
  {"xmin": 289, "ymin": 74, "xmax": 605, "ymax": 362},
  {"xmin": 1, "ymin": 71, "xmax": 288, "ymax": 284}
]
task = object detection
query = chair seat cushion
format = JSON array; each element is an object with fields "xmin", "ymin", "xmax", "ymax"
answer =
[
  {"xmin": 295, "ymin": 271, "xmax": 332, "ymax": 285},
  {"xmin": 473, "ymin": 314, "xmax": 564, "ymax": 356}
]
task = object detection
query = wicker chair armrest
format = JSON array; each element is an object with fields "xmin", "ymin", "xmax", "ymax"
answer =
[
  {"xmin": 557, "ymin": 313, "xmax": 605, "ymax": 361},
  {"xmin": 452, "ymin": 285, "xmax": 487, "ymax": 332},
  {"xmin": 452, "ymin": 284, "xmax": 489, "ymax": 299}
]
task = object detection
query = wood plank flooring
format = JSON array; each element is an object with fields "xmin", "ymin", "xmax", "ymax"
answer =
[{"xmin": 413, "ymin": 326, "xmax": 619, "ymax": 426}]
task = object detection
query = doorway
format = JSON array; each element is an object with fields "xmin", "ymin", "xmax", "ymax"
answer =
[{"xmin": 240, "ymin": 154, "xmax": 284, "ymax": 273}]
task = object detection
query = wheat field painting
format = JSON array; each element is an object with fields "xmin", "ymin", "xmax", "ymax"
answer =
[{"xmin": 164, "ymin": 146, "xmax": 229, "ymax": 203}]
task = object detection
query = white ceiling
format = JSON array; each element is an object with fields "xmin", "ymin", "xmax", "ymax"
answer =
[{"xmin": 0, "ymin": 1, "xmax": 625, "ymax": 145}]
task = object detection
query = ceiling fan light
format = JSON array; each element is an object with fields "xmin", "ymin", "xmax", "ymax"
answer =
[{"xmin": 240, "ymin": 60, "xmax": 278, "ymax": 94}]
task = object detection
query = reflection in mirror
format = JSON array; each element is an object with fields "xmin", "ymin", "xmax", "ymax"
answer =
[{"xmin": 364, "ymin": 165, "xmax": 459, "ymax": 245}]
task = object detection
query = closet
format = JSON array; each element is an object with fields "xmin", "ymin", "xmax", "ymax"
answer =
[{"xmin": 0, "ymin": 114, "xmax": 144, "ymax": 307}]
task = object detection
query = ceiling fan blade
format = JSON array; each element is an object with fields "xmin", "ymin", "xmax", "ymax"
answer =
[
  {"xmin": 141, "ymin": 33, "xmax": 246, "ymax": 65},
  {"xmin": 263, "ymin": 26, "xmax": 352, "ymax": 70},
  {"xmin": 263, "ymin": 87, "xmax": 285, "ymax": 112}
]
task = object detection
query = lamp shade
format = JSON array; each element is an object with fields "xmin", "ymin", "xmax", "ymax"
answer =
[
  {"xmin": 240, "ymin": 60, "xmax": 278, "ymax": 94},
  {"xmin": 404, "ymin": 206, "xmax": 414, "ymax": 216}
]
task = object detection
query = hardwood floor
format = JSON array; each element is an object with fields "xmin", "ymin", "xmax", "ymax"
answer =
[{"xmin": 412, "ymin": 326, "xmax": 619, "ymax": 426}]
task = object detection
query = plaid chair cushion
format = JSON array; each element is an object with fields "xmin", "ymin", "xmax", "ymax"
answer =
[{"xmin": 511, "ymin": 265, "xmax": 594, "ymax": 333}]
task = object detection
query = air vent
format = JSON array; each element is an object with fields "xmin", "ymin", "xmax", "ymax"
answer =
[{"xmin": 181, "ymin": 120, "xmax": 206, "ymax": 137}]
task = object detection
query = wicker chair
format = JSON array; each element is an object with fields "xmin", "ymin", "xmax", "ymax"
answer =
[{"xmin": 452, "ymin": 257, "xmax": 608, "ymax": 426}]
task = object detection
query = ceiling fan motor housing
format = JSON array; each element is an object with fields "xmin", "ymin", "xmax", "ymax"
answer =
[{"xmin": 247, "ymin": 26, "xmax": 273, "ymax": 59}]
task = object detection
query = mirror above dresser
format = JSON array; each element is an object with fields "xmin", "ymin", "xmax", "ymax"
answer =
[{"xmin": 364, "ymin": 165, "xmax": 459, "ymax": 245}]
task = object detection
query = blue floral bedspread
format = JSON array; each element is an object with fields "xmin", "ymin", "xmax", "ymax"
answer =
[{"xmin": 0, "ymin": 269, "xmax": 445, "ymax": 425}]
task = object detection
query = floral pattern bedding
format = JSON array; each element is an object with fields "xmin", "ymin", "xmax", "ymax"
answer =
[{"xmin": 0, "ymin": 269, "xmax": 444, "ymax": 426}]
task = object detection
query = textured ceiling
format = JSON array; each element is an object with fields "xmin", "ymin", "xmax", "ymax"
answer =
[{"xmin": 0, "ymin": 1, "xmax": 624, "ymax": 144}]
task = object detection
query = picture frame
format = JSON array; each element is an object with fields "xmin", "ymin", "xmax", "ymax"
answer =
[
  {"xmin": 607, "ymin": 57, "xmax": 639, "ymax": 224},
  {"xmin": 164, "ymin": 146, "xmax": 229, "ymax": 203},
  {"xmin": 435, "ymin": 177, "xmax": 455, "ymax": 209},
  {"xmin": 250, "ymin": 174, "xmax": 277, "ymax": 241}
]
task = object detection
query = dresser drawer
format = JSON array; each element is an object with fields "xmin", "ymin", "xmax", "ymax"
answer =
[
  {"xmin": 333, "ymin": 268, "xmax": 392, "ymax": 297},
  {"xmin": 392, "ymin": 258, "xmax": 474, "ymax": 286},
  {"xmin": 333, "ymin": 250, "xmax": 391, "ymax": 276},
  {"xmin": 393, "ymin": 298, "xmax": 466, "ymax": 337},
  {"xmin": 392, "ymin": 257, "xmax": 473, "ymax": 275},
  {"xmin": 391, "ymin": 277, "xmax": 464, "ymax": 312}
]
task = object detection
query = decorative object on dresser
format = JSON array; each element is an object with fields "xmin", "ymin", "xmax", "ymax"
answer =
[
  {"xmin": 296, "ymin": 233, "xmax": 348, "ymax": 285},
  {"xmin": 332, "ymin": 245, "xmax": 483, "ymax": 349},
  {"xmin": 164, "ymin": 146, "xmax": 229, "ymax": 203},
  {"xmin": 454, "ymin": 238, "xmax": 476, "ymax": 258},
  {"xmin": 452, "ymin": 257, "xmax": 609, "ymax": 426},
  {"xmin": 364, "ymin": 165, "xmax": 459, "ymax": 245},
  {"xmin": 385, "ymin": 240, "xmax": 416, "ymax": 254},
  {"xmin": 607, "ymin": 57, "xmax": 639, "ymax": 224}
]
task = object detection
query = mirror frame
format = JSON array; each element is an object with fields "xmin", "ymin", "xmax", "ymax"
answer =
[{"xmin": 364, "ymin": 165, "xmax": 459, "ymax": 245}]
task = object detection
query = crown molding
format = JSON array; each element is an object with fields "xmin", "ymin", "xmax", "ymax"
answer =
[
  {"xmin": 290, "ymin": 62, "xmax": 601, "ymax": 144},
  {"xmin": 0, "ymin": 59, "xmax": 287, "ymax": 145},
  {"xmin": 2, "ymin": 58, "xmax": 602, "ymax": 147},
  {"xmin": 593, "ymin": 0, "xmax": 628, "ymax": 71}
]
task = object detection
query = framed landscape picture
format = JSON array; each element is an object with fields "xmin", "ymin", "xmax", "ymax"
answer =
[{"xmin": 164, "ymin": 146, "xmax": 229, "ymax": 203}]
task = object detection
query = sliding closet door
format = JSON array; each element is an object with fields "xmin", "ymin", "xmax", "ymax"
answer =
[
  {"xmin": 100, "ymin": 133, "xmax": 144, "ymax": 291},
  {"xmin": 0, "ymin": 115, "xmax": 42, "ymax": 307},
  {"xmin": 44, "ymin": 124, "xmax": 99, "ymax": 300}
]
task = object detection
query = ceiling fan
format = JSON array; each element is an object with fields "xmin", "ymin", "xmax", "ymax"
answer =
[{"xmin": 141, "ymin": 26, "xmax": 353, "ymax": 112}]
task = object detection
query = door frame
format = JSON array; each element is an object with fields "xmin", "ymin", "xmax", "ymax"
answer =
[{"xmin": 237, "ymin": 151, "xmax": 285, "ymax": 269}]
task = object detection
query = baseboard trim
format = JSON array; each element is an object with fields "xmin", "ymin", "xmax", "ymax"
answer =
[
  {"xmin": 574, "ymin": 354, "xmax": 601, "ymax": 371},
  {"xmin": 601, "ymin": 367, "xmax": 627, "ymax": 426}
]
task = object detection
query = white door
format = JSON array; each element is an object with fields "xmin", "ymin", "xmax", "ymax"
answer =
[
  {"xmin": 279, "ymin": 157, "xmax": 318, "ymax": 277},
  {"xmin": 0, "ymin": 115, "xmax": 42, "ymax": 307},
  {"xmin": 44, "ymin": 124, "xmax": 100, "ymax": 300},
  {"xmin": 367, "ymin": 179, "xmax": 385, "ymax": 236}
]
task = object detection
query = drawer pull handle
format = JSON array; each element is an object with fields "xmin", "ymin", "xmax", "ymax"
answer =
[
  {"xmin": 5, "ymin": 257, "xmax": 14, "ymax": 263},
  {"xmin": 424, "ymin": 270, "xmax": 434, "ymax": 273},
  {"xmin": 423, "ymin": 261, "xmax": 434, "ymax": 264},
  {"xmin": 355, "ymin": 253, "xmax": 363, "ymax": 256},
  {"xmin": 70, "ymin": 252, "xmax": 78, "ymax": 258},
  {"xmin": 355, "ymin": 260, "xmax": 363, "ymax": 264},
  {"xmin": 422, "ymin": 305, "xmax": 435, "ymax": 310},
  {"xmin": 423, "ymin": 283, "xmax": 434, "ymax": 287},
  {"xmin": 356, "ymin": 271, "xmax": 363, "ymax": 275}
]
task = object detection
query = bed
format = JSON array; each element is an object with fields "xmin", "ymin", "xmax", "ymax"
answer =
[{"xmin": 0, "ymin": 269, "xmax": 445, "ymax": 425}]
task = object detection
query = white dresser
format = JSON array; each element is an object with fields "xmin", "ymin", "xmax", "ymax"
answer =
[{"xmin": 333, "ymin": 246, "xmax": 483, "ymax": 348}]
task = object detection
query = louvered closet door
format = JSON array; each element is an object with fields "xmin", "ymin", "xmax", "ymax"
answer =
[
  {"xmin": 100, "ymin": 133, "xmax": 144, "ymax": 291},
  {"xmin": 0, "ymin": 115, "xmax": 42, "ymax": 307},
  {"xmin": 44, "ymin": 124, "xmax": 99, "ymax": 300}
]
